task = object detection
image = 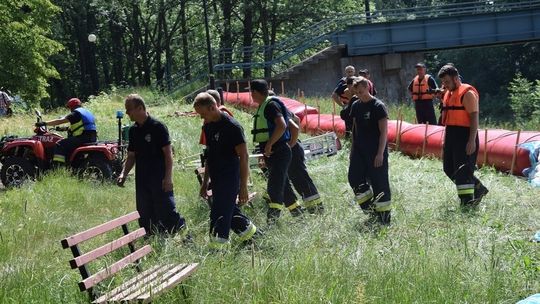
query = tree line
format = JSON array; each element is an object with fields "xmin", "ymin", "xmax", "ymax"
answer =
[{"xmin": 1, "ymin": 0, "xmax": 539, "ymax": 121}]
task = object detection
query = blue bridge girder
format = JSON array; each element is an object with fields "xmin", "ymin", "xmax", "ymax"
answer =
[{"xmin": 340, "ymin": 8, "xmax": 540, "ymax": 56}]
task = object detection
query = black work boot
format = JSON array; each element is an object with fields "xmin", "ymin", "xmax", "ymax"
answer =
[
  {"xmin": 376, "ymin": 211, "xmax": 391, "ymax": 226},
  {"xmin": 266, "ymin": 209, "xmax": 281, "ymax": 225},
  {"xmin": 473, "ymin": 183, "xmax": 489, "ymax": 205},
  {"xmin": 359, "ymin": 200, "xmax": 373, "ymax": 214},
  {"xmin": 289, "ymin": 206, "xmax": 305, "ymax": 217},
  {"xmin": 306, "ymin": 203, "xmax": 324, "ymax": 215},
  {"xmin": 459, "ymin": 194, "xmax": 477, "ymax": 210}
]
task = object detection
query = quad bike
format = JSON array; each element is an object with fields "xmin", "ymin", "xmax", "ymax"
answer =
[{"xmin": 0, "ymin": 110, "xmax": 127, "ymax": 187}]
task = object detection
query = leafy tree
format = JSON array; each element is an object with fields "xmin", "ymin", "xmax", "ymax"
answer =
[
  {"xmin": 0, "ymin": 0, "xmax": 62, "ymax": 103},
  {"xmin": 508, "ymin": 73, "xmax": 540, "ymax": 126}
]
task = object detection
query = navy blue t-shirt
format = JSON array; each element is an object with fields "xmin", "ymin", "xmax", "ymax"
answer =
[
  {"xmin": 347, "ymin": 98, "xmax": 388, "ymax": 151},
  {"xmin": 127, "ymin": 116, "xmax": 170, "ymax": 179},
  {"xmin": 333, "ymin": 77, "xmax": 347, "ymax": 95},
  {"xmin": 203, "ymin": 113, "xmax": 246, "ymax": 178}
]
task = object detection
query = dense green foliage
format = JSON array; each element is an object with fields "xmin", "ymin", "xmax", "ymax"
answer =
[
  {"xmin": 0, "ymin": 0, "xmax": 62, "ymax": 102},
  {"xmin": 508, "ymin": 73, "xmax": 540, "ymax": 127},
  {"xmin": 0, "ymin": 91, "xmax": 538, "ymax": 303}
]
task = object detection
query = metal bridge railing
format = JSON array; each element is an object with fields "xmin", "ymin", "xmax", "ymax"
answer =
[{"xmin": 170, "ymin": 0, "xmax": 540, "ymax": 92}]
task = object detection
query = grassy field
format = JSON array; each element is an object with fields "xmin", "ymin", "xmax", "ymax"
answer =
[{"xmin": 0, "ymin": 89, "xmax": 538, "ymax": 303}]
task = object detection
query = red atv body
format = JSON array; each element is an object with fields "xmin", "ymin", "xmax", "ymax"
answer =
[{"xmin": 0, "ymin": 111, "xmax": 125, "ymax": 187}]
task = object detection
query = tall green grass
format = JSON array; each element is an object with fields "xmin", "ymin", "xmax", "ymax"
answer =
[{"xmin": 0, "ymin": 89, "xmax": 538, "ymax": 303}]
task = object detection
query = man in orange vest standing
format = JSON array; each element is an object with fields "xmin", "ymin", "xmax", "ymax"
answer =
[
  {"xmin": 438, "ymin": 64, "xmax": 488, "ymax": 208},
  {"xmin": 408, "ymin": 63, "xmax": 438, "ymax": 125}
]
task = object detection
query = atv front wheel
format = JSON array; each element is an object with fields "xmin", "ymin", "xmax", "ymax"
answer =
[
  {"xmin": 0, "ymin": 157, "xmax": 35, "ymax": 187},
  {"xmin": 78, "ymin": 156, "xmax": 113, "ymax": 183}
]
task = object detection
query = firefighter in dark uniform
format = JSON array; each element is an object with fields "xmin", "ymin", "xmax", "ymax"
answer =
[
  {"xmin": 332, "ymin": 66, "xmax": 356, "ymax": 138},
  {"xmin": 408, "ymin": 63, "xmax": 438, "ymax": 125},
  {"xmin": 332, "ymin": 65, "xmax": 356, "ymax": 108},
  {"xmin": 285, "ymin": 110, "xmax": 324, "ymax": 214},
  {"xmin": 341, "ymin": 77, "xmax": 392, "ymax": 225},
  {"xmin": 265, "ymin": 90, "xmax": 324, "ymax": 214},
  {"xmin": 250, "ymin": 79, "xmax": 299, "ymax": 223},
  {"xmin": 36, "ymin": 98, "xmax": 97, "ymax": 165},
  {"xmin": 194, "ymin": 92, "xmax": 258, "ymax": 249},
  {"xmin": 438, "ymin": 64, "xmax": 489, "ymax": 208},
  {"xmin": 117, "ymin": 94, "xmax": 186, "ymax": 235}
]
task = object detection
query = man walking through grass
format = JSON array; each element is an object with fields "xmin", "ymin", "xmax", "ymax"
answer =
[
  {"xmin": 194, "ymin": 92, "xmax": 258, "ymax": 249},
  {"xmin": 117, "ymin": 94, "xmax": 187, "ymax": 236},
  {"xmin": 438, "ymin": 65, "xmax": 488, "ymax": 208},
  {"xmin": 251, "ymin": 79, "xmax": 302, "ymax": 223},
  {"xmin": 342, "ymin": 77, "xmax": 392, "ymax": 226}
]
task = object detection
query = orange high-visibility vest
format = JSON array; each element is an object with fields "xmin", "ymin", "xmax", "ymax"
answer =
[
  {"xmin": 441, "ymin": 84, "xmax": 479, "ymax": 127},
  {"xmin": 411, "ymin": 75, "xmax": 434, "ymax": 101}
]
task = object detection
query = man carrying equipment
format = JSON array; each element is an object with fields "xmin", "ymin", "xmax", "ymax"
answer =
[
  {"xmin": 332, "ymin": 65, "xmax": 356, "ymax": 108},
  {"xmin": 194, "ymin": 92, "xmax": 258, "ymax": 249},
  {"xmin": 251, "ymin": 79, "xmax": 299, "ymax": 223}
]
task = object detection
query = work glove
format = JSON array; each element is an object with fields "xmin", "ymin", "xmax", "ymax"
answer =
[{"xmin": 35, "ymin": 121, "xmax": 46, "ymax": 127}]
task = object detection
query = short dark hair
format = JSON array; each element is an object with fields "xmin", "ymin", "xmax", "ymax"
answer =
[
  {"xmin": 358, "ymin": 68, "xmax": 369, "ymax": 76},
  {"xmin": 193, "ymin": 92, "xmax": 216, "ymax": 108},
  {"xmin": 125, "ymin": 94, "xmax": 146, "ymax": 111},
  {"xmin": 438, "ymin": 64, "xmax": 459, "ymax": 78},
  {"xmin": 250, "ymin": 79, "xmax": 269, "ymax": 95},
  {"xmin": 346, "ymin": 76, "xmax": 355, "ymax": 85},
  {"xmin": 352, "ymin": 76, "xmax": 369, "ymax": 88}
]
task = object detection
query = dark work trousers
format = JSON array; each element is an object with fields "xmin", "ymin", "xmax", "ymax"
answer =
[
  {"xmin": 344, "ymin": 116, "xmax": 353, "ymax": 139},
  {"xmin": 54, "ymin": 133, "xmax": 96, "ymax": 163},
  {"xmin": 264, "ymin": 141, "xmax": 292, "ymax": 208},
  {"xmin": 348, "ymin": 146, "xmax": 391, "ymax": 210},
  {"xmin": 284, "ymin": 142, "xmax": 319, "ymax": 203},
  {"xmin": 443, "ymin": 126, "xmax": 481, "ymax": 204},
  {"xmin": 414, "ymin": 99, "xmax": 437, "ymax": 125},
  {"xmin": 135, "ymin": 177, "xmax": 186, "ymax": 235},
  {"xmin": 210, "ymin": 168, "xmax": 252, "ymax": 240}
]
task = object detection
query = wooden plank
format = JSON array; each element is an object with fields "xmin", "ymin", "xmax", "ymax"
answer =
[
  {"xmin": 92, "ymin": 264, "xmax": 166, "ymax": 304},
  {"xmin": 79, "ymin": 245, "xmax": 152, "ymax": 291},
  {"xmin": 70, "ymin": 228, "xmax": 146, "ymax": 269},
  {"xmin": 61, "ymin": 211, "xmax": 140, "ymax": 248},
  {"xmin": 121, "ymin": 264, "xmax": 192, "ymax": 302},
  {"xmin": 138, "ymin": 263, "xmax": 199, "ymax": 303}
]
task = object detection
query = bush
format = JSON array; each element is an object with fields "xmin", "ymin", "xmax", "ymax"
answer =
[{"xmin": 508, "ymin": 73, "xmax": 540, "ymax": 126}]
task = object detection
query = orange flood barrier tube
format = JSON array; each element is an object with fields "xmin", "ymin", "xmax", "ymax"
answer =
[
  {"xmin": 302, "ymin": 115, "xmax": 540, "ymax": 176},
  {"xmin": 222, "ymin": 91, "xmax": 318, "ymax": 121}
]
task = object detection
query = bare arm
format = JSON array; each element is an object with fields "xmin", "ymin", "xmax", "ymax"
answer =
[
  {"xmin": 117, "ymin": 151, "xmax": 136, "ymax": 187},
  {"xmin": 332, "ymin": 92, "xmax": 344, "ymax": 107},
  {"xmin": 199, "ymin": 159, "xmax": 211, "ymax": 199},
  {"xmin": 162, "ymin": 144, "xmax": 174, "ymax": 191},
  {"xmin": 235, "ymin": 143, "xmax": 250, "ymax": 205},
  {"xmin": 374, "ymin": 117, "xmax": 388, "ymax": 167},
  {"xmin": 45, "ymin": 117, "xmax": 69, "ymax": 126},
  {"xmin": 463, "ymin": 90, "xmax": 479, "ymax": 155}
]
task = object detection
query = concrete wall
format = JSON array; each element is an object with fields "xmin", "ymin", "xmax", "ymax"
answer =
[
  {"xmin": 276, "ymin": 51, "xmax": 343, "ymax": 99},
  {"xmin": 275, "ymin": 51, "xmax": 437, "ymax": 104}
]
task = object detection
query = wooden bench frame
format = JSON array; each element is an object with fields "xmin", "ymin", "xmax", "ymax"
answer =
[{"xmin": 60, "ymin": 211, "xmax": 198, "ymax": 303}]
